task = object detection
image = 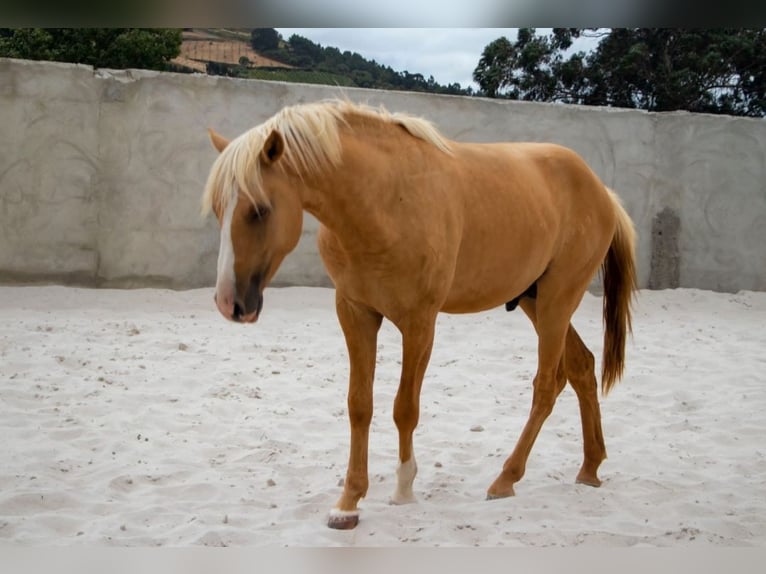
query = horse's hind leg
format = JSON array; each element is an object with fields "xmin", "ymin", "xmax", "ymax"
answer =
[
  {"xmin": 565, "ymin": 326, "xmax": 607, "ymax": 487},
  {"xmin": 328, "ymin": 294, "xmax": 383, "ymax": 529},
  {"xmin": 517, "ymin": 299, "xmax": 607, "ymax": 487},
  {"xmin": 487, "ymin": 293, "xmax": 571, "ymax": 499}
]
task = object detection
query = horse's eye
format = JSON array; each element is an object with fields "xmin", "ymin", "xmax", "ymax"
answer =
[{"xmin": 248, "ymin": 205, "xmax": 270, "ymax": 223}]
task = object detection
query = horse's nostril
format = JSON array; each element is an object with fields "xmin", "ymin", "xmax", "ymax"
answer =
[{"xmin": 232, "ymin": 302, "xmax": 243, "ymax": 321}]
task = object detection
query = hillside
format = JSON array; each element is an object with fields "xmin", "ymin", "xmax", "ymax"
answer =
[
  {"xmin": 172, "ymin": 29, "xmax": 290, "ymax": 73},
  {"xmin": 172, "ymin": 28, "xmax": 473, "ymax": 96}
]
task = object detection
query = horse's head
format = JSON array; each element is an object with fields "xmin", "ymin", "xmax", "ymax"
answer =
[{"xmin": 205, "ymin": 127, "xmax": 304, "ymax": 323}]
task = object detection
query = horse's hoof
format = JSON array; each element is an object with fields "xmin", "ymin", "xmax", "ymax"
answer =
[
  {"xmin": 390, "ymin": 493, "xmax": 417, "ymax": 506},
  {"xmin": 575, "ymin": 476, "xmax": 602, "ymax": 488},
  {"xmin": 486, "ymin": 488, "xmax": 514, "ymax": 500},
  {"xmin": 327, "ymin": 509, "xmax": 360, "ymax": 530},
  {"xmin": 486, "ymin": 493, "xmax": 511, "ymax": 501}
]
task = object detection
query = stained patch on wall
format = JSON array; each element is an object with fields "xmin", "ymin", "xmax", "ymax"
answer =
[{"xmin": 648, "ymin": 207, "xmax": 680, "ymax": 289}]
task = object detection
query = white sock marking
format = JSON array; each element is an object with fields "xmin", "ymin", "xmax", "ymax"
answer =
[
  {"xmin": 329, "ymin": 508, "xmax": 360, "ymax": 518},
  {"xmin": 392, "ymin": 457, "xmax": 418, "ymax": 505}
]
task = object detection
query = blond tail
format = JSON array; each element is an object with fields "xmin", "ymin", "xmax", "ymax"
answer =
[{"xmin": 601, "ymin": 188, "xmax": 638, "ymax": 396}]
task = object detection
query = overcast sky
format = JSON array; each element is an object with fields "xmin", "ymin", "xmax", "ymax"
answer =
[{"xmin": 276, "ymin": 28, "xmax": 519, "ymax": 90}]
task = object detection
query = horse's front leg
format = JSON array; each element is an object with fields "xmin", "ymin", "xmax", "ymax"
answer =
[
  {"xmin": 328, "ymin": 294, "xmax": 382, "ymax": 530},
  {"xmin": 391, "ymin": 315, "xmax": 437, "ymax": 505}
]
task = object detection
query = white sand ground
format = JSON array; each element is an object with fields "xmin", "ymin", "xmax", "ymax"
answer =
[{"xmin": 0, "ymin": 285, "xmax": 764, "ymax": 547}]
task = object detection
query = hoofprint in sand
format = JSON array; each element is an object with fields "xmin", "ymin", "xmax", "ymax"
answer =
[{"xmin": 0, "ymin": 285, "xmax": 764, "ymax": 547}]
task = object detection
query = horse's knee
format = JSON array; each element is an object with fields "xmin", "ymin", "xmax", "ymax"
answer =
[
  {"xmin": 347, "ymin": 386, "xmax": 373, "ymax": 427},
  {"xmin": 393, "ymin": 388, "xmax": 421, "ymax": 425},
  {"xmin": 393, "ymin": 403, "xmax": 418, "ymax": 432},
  {"xmin": 348, "ymin": 404, "xmax": 372, "ymax": 428}
]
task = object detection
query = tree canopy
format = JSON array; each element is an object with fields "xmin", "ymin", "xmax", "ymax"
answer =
[
  {"xmin": 473, "ymin": 28, "xmax": 766, "ymax": 117},
  {"xmin": 0, "ymin": 28, "xmax": 182, "ymax": 71},
  {"xmin": 250, "ymin": 28, "xmax": 280, "ymax": 52}
]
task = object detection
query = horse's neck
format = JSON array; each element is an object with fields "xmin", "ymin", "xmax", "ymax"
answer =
[
  {"xmin": 295, "ymin": 116, "xmax": 412, "ymax": 251},
  {"xmin": 298, "ymin": 168, "xmax": 395, "ymax": 254}
]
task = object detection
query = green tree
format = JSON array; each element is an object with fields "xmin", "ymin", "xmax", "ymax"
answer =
[
  {"xmin": 286, "ymin": 34, "xmax": 323, "ymax": 67},
  {"xmin": 0, "ymin": 28, "xmax": 182, "ymax": 71},
  {"xmin": 585, "ymin": 29, "xmax": 766, "ymax": 116},
  {"xmin": 250, "ymin": 28, "xmax": 280, "ymax": 52},
  {"xmin": 473, "ymin": 36, "xmax": 515, "ymax": 98},
  {"xmin": 473, "ymin": 29, "xmax": 584, "ymax": 100},
  {"xmin": 473, "ymin": 28, "xmax": 766, "ymax": 117}
]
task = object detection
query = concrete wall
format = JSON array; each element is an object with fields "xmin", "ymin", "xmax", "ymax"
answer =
[{"xmin": 1, "ymin": 58, "xmax": 764, "ymax": 293}]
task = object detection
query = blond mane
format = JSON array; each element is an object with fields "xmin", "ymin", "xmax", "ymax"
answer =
[{"xmin": 201, "ymin": 99, "xmax": 453, "ymax": 216}]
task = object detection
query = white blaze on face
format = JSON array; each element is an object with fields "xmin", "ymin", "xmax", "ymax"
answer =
[{"xmin": 215, "ymin": 198, "xmax": 237, "ymax": 314}]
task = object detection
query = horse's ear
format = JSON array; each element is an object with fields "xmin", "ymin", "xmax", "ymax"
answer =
[
  {"xmin": 261, "ymin": 129, "xmax": 285, "ymax": 164},
  {"xmin": 208, "ymin": 128, "xmax": 230, "ymax": 153}
]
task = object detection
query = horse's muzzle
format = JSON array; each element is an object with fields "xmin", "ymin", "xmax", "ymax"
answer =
[
  {"xmin": 234, "ymin": 291, "xmax": 262, "ymax": 323},
  {"xmin": 214, "ymin": 274, "xmax": 263, "ymax": 323}
]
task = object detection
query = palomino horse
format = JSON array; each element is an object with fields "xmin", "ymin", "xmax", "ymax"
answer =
[{"xmin": 202, "ymin": 100, "xmax": 637, "ymax": 529}]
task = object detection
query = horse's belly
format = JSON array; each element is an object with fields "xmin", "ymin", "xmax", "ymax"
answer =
[
  {"xmin": 441, "ymin": 274, "xmax": 540, "ymax": 314},
  {"xmin": 440, "ymin": 224, "xmax": 554, "ymax": 314}
]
